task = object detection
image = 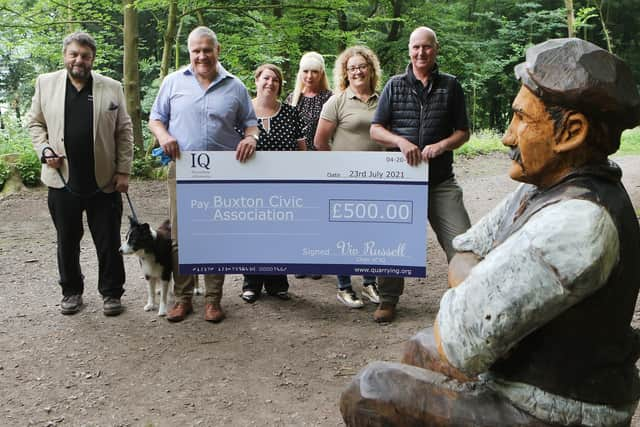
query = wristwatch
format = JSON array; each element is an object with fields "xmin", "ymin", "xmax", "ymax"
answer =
[{"xmin": 248, "ymin": 133, "xmax": 259, "ymax": 143}]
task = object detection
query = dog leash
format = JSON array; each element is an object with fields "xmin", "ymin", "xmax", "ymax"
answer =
[
  {"xmin": 41, "ymin": 146, "xmax": 139, "ymax": 221},
  {"xmin": 125, "ymin": 192, "xmax": 139, "ymax": 223}
]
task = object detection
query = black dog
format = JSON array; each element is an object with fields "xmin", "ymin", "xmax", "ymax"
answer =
[{"xmin": 119, "ymin": 217, "xmax": 172, "ymax": 316}]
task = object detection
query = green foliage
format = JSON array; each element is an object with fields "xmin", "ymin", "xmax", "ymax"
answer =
[
  {"xmin": 3, "ymin": 0, "xmax": 640, "ymax": 136},
  {"xmin": 618, "ymin": 127, "xmax": 640, "ymax": 155},
  {"xmin": 456, "ymin": 130, "xmax": 507, "ymax": 157},
  {"xmin": 456, "ymin": 127, "xmax": 640, "ymax": 159},
  {"xmin": 0, "ymin": 159, "xmax": 10, "ymax": 190},
  {"xmin": 14, "ymin": 150, "xmax": 41, "ymax": 187},
  {"xmin": 131, "ymin": 145, "xmax": 160, "ymax": 179},
  {"xmin": 0, "ymin": 115, "xmax": 32, "ymax": 155},
  {"xmin": 0, "ymin": 113, "xmax": 40, "ymax": 187}
]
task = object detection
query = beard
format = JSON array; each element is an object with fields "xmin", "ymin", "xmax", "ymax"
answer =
[{"xmin": 67, "ymin": 63, "xmax": 91, "ymax": 81}]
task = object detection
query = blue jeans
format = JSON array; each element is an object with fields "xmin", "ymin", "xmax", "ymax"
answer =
[{"xmin": 337, "ymin": 275, "xmax": 376, "ymax": 290}]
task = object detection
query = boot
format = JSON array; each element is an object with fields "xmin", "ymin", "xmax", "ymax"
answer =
[{"xmin": 374, "ymin": 302, "xmax": 396, "ymax": 323}]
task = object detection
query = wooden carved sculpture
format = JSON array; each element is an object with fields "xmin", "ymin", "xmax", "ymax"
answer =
[{"xmin": 340, "ymin": 38, "xmax": 640, "ymax": 427}]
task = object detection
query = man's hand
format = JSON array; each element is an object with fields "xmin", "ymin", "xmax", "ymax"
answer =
[
  {"xmin": 398, "ymin": 139, "xmax": 422, "ymax": 166},
  {"xmin": 422, "ymin": 142, "xmax": 445, "ymax": 160},
  {"xmin": 448, "ymin": 252, "xmax": 481, "ymax": 288},
  {"xmin": 159, "ymin": 135, "xmax": 180, "ymax": 160},
  {"xmin": 113, "ymin": 173, "xmax": 129, "ymax": 193},
  {"xmin": 236, "ymin": 136, "xmax": 257, "ymax": 162},
  {"xmin": 45, "ymin": 156, "xmax": 64, "ymax": 169}
]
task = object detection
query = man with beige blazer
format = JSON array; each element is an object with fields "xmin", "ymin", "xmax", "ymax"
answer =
[{"xmin": 28, "ymin": 31, "xmax": 133, "ymax": 316}]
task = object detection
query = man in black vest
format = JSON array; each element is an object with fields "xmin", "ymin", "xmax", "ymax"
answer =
[
  {"xmin": 370, "ymin": 26, "xmax": 471, "ymax": 322},
  {"xmin": 341, "ymin": 38, "xmax": 640, "ymax": 426}
]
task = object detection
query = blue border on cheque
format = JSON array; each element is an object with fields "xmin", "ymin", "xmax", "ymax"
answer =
[{"xmin": 176, "ymin": 151, "xmax": 428, "ymax": 277}]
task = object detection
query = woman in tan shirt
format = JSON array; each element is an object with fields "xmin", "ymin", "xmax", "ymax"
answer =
[{"xmin": 314, "ymin": 45, "xmax": 383, "ymax": 308}]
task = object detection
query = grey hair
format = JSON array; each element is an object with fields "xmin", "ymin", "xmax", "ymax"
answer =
[
  {"xmin": 408, "ymin": 26, "xmax": 439, "ymax": 48},
  {"xmin": 62, "ymin": 32, "xmax": 96, "ymax": 57},
  {"xmin": 188, "ymin": 26, "xmax": 218, "ymax": 48}
]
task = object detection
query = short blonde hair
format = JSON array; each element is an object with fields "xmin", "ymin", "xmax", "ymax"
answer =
[
  {"xmin": 332, "ymin": 45, "xmax": 382, "ymax": 94},
  {"xmin": 289, "ymin": 51, "xmax": 330, "ymax": 106},
  {"xmin": 254, "ymin": 63, "xmax": 284, "ymax": 96}
]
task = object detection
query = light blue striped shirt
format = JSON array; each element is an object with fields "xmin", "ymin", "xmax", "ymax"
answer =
[{"xmin": 150, "ymin": 63, "xmax": 257, "ymax": 151}]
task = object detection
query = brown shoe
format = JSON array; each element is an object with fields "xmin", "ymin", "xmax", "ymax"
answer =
[
  {"xmin": 204, "ymin": 302, "xmax": 225, "ymax": 323},
  {"xmin": 374, "ymin": 302, "xmax": 397, "ymax": 323},
  {"xmin": 166, "ymin": 302, "xmax": 193, "ymax": 322}
]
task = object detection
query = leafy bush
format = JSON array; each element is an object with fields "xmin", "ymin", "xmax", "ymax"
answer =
[
  {"xmin": 15, "ymin": 150, "xmax": 41, "ymax": 187},
  {"xmin": 0, "ymin": 160, "xmax": 10, "ymax": 190},
  {"xmin": 0, "ymin": 116, "xmax": 32, "ymax": 155},
  {"xmin": 456, "ymin": 130, "xmax": 507, "ymax": 157},
  {"xmin": 131, "ymin": 144, "xmax": 161, "ymax": 179},
  {"xmin": 619, "ymin": 127, "xmax": 640, "ymax": 155},
  {"xmin": 1, "ymin": 114, "xmax": 41, "ymax": 187}
]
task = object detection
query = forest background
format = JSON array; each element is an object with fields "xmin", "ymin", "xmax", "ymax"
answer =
[{"xmin": 0, "ymin": 0, "xmax": 639, "ymax": 181}]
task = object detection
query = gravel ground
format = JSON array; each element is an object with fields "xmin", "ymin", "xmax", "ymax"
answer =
[{"xmin": 1, "ymin": 153, "xmax": 639, "ymax": 426}]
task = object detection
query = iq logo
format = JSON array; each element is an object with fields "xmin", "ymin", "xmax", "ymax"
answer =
[{"xmin": 190, "ymin": 152, "xmax": 211, "ymax": 170}]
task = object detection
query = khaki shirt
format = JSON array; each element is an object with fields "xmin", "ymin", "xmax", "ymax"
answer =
[{"xmin": 319, "ymin": 88, "xmax": 381, "ymax": 152}]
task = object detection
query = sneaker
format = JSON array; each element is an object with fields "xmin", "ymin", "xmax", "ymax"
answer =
[
  {"xmin": 337, "ymin": 288, "xmax": 364, "ymax": 309},
  {"xmin": 241, "ymin": 290, "xmax": 259, "ymax": 303},
  {"xmin": 60, "ymin": 294, "xmax": 83, "ymax": 315},
  {"xmin": 294, "ymin": 274, "xmax": 306, "ymax": 278},
  {"xmin": 103, "ymin": 296, "xmax": 124, "ymax": 316},
  {"xmin": 361, "ymin": 283, "xmax": 380, "ymax": 304},
  {"xmin": 311, "ymin": 275, "xmax": 322, "ymax": 280},
  {"xmin": 273, "ymin": 291, "xmax": 291, "ymax": 301}
]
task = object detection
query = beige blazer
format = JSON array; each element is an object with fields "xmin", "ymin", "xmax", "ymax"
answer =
[{"xmin": 27, "ymin": 69, "xmax": 133, "ymax": 192}]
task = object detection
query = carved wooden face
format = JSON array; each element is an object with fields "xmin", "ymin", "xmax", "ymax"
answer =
[{"xmin": 502, "ymin": 86, "xmax": 561, "ymax": 187}]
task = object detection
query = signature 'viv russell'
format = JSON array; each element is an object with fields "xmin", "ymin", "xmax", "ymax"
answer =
[{"xmin": 337, "ymin": 240, "xmax": 407, "ymax": 257}]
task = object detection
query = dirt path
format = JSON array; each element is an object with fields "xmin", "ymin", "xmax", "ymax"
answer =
[{"xmin": 1, "ymin": 153, "xmax": 639, "ymax": 427}]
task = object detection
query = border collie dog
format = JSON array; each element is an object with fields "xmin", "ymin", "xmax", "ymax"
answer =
[{"xmin": 119, "ymin": 217, "xmax": 172, "ymax": 316}]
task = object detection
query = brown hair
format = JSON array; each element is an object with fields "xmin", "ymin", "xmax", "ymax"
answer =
[
  {"xmin": 254, "ymin": 63, "xmax": 284, "ymax": 97},
  {"xmin": 62, "ymin": 31, "xmax": 96, "ymax": 57}
]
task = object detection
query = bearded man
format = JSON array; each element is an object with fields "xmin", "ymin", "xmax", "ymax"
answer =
[
  {"xmin": 28, "ymin": 31, "xmax": 133, "ymax": 316},
  {"xmin": 341, "ymin": 38, "xmax": 640, "ymax": 427}
]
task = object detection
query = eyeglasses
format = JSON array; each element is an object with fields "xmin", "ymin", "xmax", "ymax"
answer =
[{"xmin": 347, "ymin": 64, "xmax": 368, "ymax": 73}]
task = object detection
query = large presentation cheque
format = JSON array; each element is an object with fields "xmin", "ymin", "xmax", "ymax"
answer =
[{"xmin": 176, "ymin": 151, "xmax": 428, "ymax": 277}]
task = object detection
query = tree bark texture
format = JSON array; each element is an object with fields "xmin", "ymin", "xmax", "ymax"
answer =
[{"xmin": 123, "ymin": 0, "xmax": 144, "ymax": 154}]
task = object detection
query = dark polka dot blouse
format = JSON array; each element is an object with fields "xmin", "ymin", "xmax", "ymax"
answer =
[{"xmin": 256, "ymin": 103, "xmax": 305, "ymax": 151}]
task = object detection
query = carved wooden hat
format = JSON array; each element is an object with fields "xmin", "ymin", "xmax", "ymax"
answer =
[{"xmin": 515, "ymin": 38, "xmax": 640, "ymax": 129}]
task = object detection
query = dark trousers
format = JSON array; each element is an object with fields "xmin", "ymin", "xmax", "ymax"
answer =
[
  {"xmin": 243, "ymin": 275, "xmax": 289, "ymax": 294},
  {"xmin": 47, "ymin": 188, "xmax": 125, "ymax": 298}
]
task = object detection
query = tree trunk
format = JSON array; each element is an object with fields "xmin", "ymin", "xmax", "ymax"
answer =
[
  {"xmin": 387, "ymin": 0, "xmax": 403, "ymax": 42},
  {"xmin": 593, "ymin": 0, "xmax": 613, "ymax": 52},
  {"xmin": 159, "ymin": 0, "xmax": 178, "ymax": 82},
  {"xmin": 123, "ymin": 0, "xmax": 144, "ymax": 154},
  {"xmin": 66, "ymin": 0, "xmax": 74, "ymax": 34},
  {"xmin": 12, "ymin": 97, "xmax": 20, "ymax": 123},
  {"xmin": 174, "ymin": 14, "xmax": 185, "ymax": 71},
  {"xmin": 565, "ymin": 0, "xmax": 575, "ymax": 37},
  {"xmin": 337, "ymin": 9, "xmax": 348, "ymax": 52}
]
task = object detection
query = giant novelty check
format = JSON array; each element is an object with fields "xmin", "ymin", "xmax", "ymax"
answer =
[{"xmin": 176, "ymin": 151, "xmax": 428, "ymax": 277}]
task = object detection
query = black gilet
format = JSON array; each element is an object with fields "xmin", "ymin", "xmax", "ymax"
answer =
[{"xmin": 385, "ymin": 64, "xmax": 464, "ymax": 185}]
